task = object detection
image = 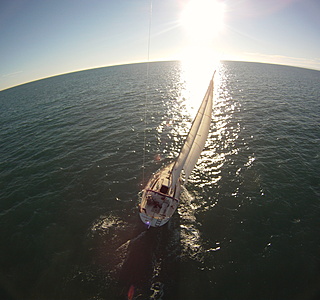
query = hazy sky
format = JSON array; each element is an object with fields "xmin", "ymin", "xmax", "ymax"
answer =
[{"xmin": 1, "ymin": 0, "xmax": 319, "ymax": 90}]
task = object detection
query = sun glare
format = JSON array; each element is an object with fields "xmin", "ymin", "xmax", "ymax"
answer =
[
  {"xmin": 178, "ymin": 0, "xmax": 225, "ymax": 116},
  {"xmin": 181, "ymin": 0, "xmax": 225, "ymax": 42}
]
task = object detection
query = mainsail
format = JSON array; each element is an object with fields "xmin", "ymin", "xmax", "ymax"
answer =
[{"xmin": 171, "ymin": 72, "xmax": 215, "ymax": 187}]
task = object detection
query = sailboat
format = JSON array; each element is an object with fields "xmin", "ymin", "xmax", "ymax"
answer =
[{"xmin": 139, "ymin": 71, "xmax": 215, "ymax": 227}]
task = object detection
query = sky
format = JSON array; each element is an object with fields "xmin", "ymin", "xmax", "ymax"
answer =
[{"xmin": 1, "ymin": 0, "xmax": 320, "ymax": 91}]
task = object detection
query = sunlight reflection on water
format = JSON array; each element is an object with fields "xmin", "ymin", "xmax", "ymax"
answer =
[
  {"xmin": 1, "ymin": 61, "xmax": 319, "ymax": 300},
  {"xmin": 180, "ymin": 60, "xmax": 218, "ymax": 117}
]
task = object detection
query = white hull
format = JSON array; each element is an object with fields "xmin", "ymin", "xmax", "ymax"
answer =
[{"xmin": 139, "ymin": 163, "xmax": 181, "ymax": 227}]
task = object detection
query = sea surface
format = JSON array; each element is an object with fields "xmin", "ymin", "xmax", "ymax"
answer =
[{"xmin": 0, "ymin": 61, "xmax": 319, "ymax": 300}]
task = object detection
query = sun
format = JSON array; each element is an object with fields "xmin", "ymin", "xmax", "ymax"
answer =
[
  {"xmin": 179, "ymin": 0, "xmax": 226, "ymax": 77},
  {"xmin": 180, "ymin": 0, "xmax": 225, "ymax": 42},
  {"xmin": 178, "ymin": 0, "xmax": 225, "ymax": 115}
]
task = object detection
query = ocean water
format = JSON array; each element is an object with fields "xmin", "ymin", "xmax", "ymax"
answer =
[{"xmin": 0, "ymin": 61, "xmax": 319, "ymax": 300}]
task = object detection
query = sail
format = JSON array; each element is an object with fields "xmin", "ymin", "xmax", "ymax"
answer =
[{"xmin": 171, "ymin": 73, "xmax": 215, "ymax": 186}]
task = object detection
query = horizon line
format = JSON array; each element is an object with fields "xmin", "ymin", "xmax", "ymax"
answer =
[{"xmin": 1, "ymin": 59, "xmax": 320, "ymax": 92}]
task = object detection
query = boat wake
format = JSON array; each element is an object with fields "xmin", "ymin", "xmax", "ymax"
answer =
[
  {"xmin": 178, "ymin": 186, "xmax": 204, "ymax": 260},
  {"xmin": 83, "ymin": 212, "xmax": 174, "ymax": 298}
]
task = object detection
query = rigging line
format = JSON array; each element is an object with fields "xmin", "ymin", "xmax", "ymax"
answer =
[{"xmin": 142, "ymin": 0, "xmax": 153, "ymax": 185}]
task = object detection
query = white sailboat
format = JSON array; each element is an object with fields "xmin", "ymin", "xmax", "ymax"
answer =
[{"xmin": 139, "ymin": 72, "xmax": 215, "ymax": 227}]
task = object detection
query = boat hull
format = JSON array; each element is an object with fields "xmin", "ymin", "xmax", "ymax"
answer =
[{"xmin": 139, "ymin": 163, "xmax": 181, "ymax": 227}]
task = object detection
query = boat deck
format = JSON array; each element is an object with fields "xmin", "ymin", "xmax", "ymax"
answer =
[{"xmin": 139, "ymin": 163, "xmax": 181, "ymax": 227}]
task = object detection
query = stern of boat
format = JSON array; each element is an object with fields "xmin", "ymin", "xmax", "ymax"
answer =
[{"xmin": 139, "ymin": 211, "xmax": 170, "ymax": 227}]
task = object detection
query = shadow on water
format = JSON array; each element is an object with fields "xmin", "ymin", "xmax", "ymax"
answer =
[
  {"xmin": 117, "ymin": 221, "xmax": 181, "ymax": 299},
  {"xmin": 84, "ymin": 202, "xmax": 185, "ymax": 300},
  {"xmin": 78, "ymin": 184, "xmax": 201, "ymax": 300}
]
